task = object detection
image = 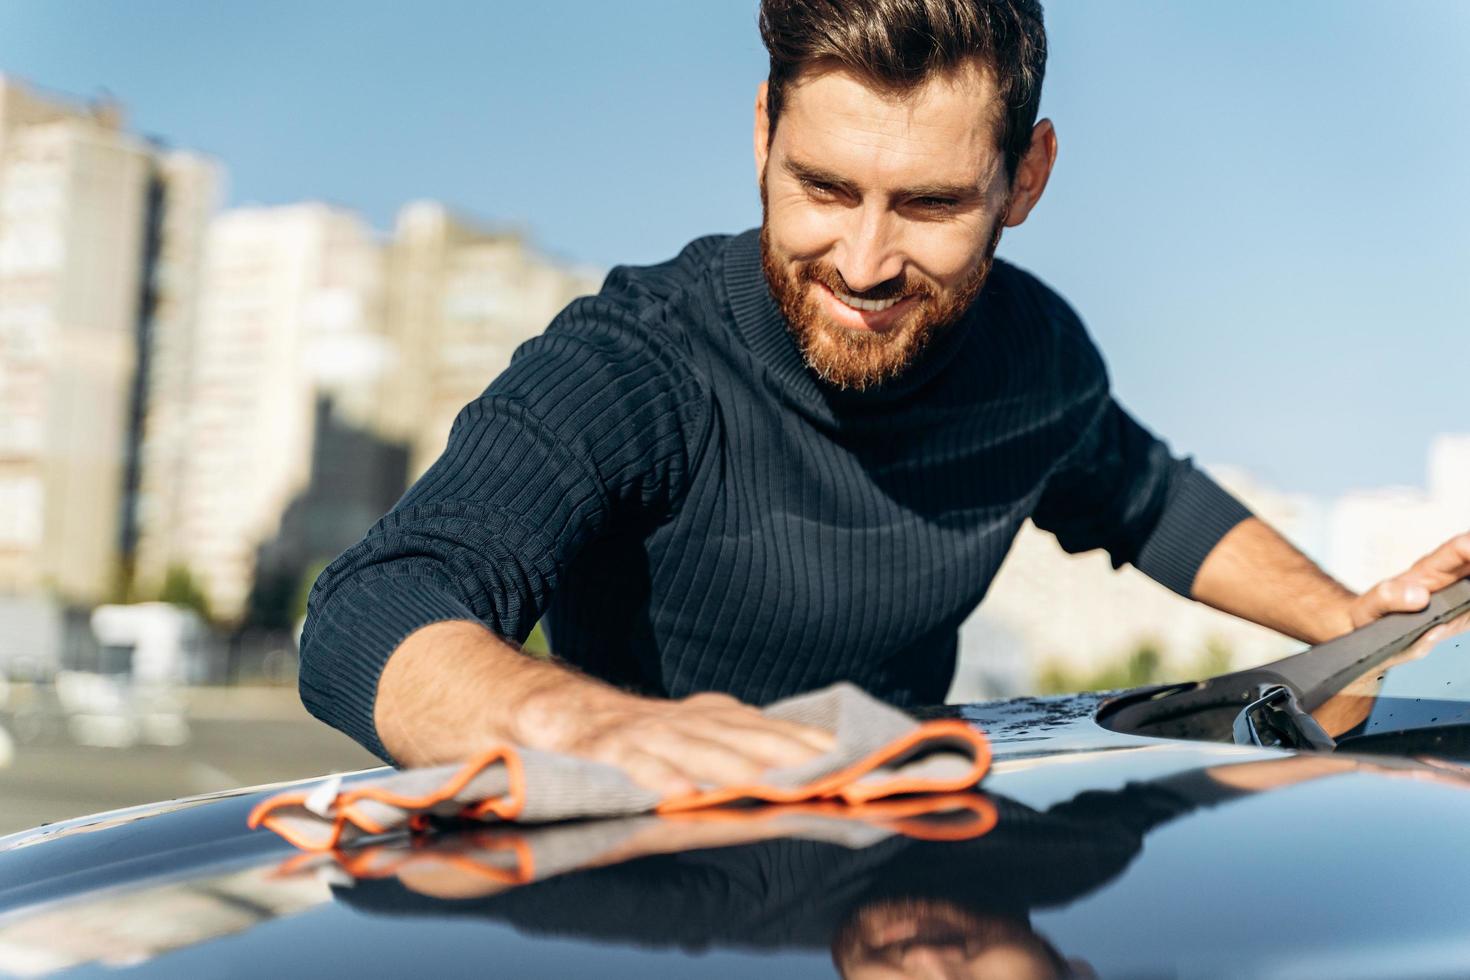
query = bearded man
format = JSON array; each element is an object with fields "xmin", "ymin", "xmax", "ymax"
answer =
[{"xmin": 300, "ymin": 0, "xmax": 1470, "ymax": 791}]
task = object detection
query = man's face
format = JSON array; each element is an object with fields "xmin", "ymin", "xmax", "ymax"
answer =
[
  {"xmin": 756, "ymin": 59, "xmax": 1035, "ymax": 390},
  {"xmin": 831, "ymin": 898, "xmax": 1067, "ymax": 980}
]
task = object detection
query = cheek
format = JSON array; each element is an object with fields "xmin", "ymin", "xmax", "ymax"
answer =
[
  {"xmin": 765, "ymin": 193, "xmax": 843, "ymax": 262},
  {"xmin": 904, "ymin": 223, "xmax": 995, "ymax": 290}
]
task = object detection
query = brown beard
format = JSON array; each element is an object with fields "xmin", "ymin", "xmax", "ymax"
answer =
[{"xmin": 759, "ymin": 197, "xmax": 1003, "ymax": 391}]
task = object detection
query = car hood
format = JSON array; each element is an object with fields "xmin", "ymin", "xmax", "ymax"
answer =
[{"xmin": 2, "ymin": 693, "xmax": 1470, "ymax": 979}]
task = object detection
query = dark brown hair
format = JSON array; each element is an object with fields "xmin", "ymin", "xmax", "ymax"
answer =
[{"xmin": 758, "ymin": 0, "xmax": 1047, "ymax": 179}]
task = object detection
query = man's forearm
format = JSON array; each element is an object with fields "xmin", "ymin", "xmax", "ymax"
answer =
[
  {"xmin": 374, "ymin": 620, "xmax": 625, "ymax": 767},
  {"xmin": 1191, "ymin": 517, "xmax": 1356, "ymax": 644},
  {"xmin": 372, "ymin": 620, "xmax": 835, "ymax": 791}
]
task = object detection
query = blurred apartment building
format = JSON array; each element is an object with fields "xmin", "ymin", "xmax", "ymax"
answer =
[
  {"xmin": 134, "ymin": 201, "xmax": 600, "ymax": 622},
  {"xmin": 0, "ymin": 77, "xmax": 147, "ymax": 602},
  {"xmin": 133, "ymin": 204, "xmax": 388, "ymax": 622},
  {"xmin": 0, "ymin": 75, "xmax": 220, "ymax": 673},
  {"xmin": 0, "ymin": 75, "xmax": 601, "ymax": 652},
  {"xmin": 384, "ymin": 201, "xmax": 602, "ymax": 478},
  {"xmin": 126, "ymin": 155, "xmax": 224, "ymax": 605},
  {"xmin": 1326, "ymin": 435, "xmax": 1470, "ymax": 593}
]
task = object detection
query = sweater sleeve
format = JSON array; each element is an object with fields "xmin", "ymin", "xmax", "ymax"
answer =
[
  {"xmin": 297, "ymin": 294, "xmax": 711, "ymax": 761},
  {"xmin": 1031, "ymin": 394, "xmax": 1253, "ymax": 597},
  {"xmin": 987, "ymin": 261, "xmax": 1251, "ymax": 598}
]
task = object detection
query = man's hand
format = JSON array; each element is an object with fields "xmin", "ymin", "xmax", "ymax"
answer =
[
  {"xmin": 1347, "ymin": 531, "xmax": 1470, "ymax": 630},
  {"xmin": 376, "ymin": 620, "xmax": 834, "ymax": 797},
  {"xmin": 513, "ymin": 685, "xmax": 834, "ymax": 797},
  {"xmin": 1193, "ymin": 520, "xmax": 1470, "ymax": 644}
]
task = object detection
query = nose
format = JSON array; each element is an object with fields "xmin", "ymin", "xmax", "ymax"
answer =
[{"xmin": 832, "ymin": 203, "xmax": 904, "ymax": 293}]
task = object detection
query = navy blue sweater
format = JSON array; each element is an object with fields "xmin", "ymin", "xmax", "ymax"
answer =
[{"xmin": 300, "ymin": 230, "xmax": 1251, "ymax": 761}]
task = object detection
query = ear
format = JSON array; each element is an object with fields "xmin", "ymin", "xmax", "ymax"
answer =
[
  {"xmin": 753, "ymin": 81, "xmax": 771, "ymax": 185},
  {"xmin": 1003, "ymin": 119, "xmax": 1058, "ymax": 228}
]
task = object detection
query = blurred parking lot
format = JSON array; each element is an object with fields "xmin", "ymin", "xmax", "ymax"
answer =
[{"xmin": 0, "ymin": 685, "xmax": 379, "ymax": 836}]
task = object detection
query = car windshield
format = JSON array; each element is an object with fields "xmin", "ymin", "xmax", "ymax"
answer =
[{"xmin": 1098, "ymin": 579, "xmax": 1470, "ymax": 763}]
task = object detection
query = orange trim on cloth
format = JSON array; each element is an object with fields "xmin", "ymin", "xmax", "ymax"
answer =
[
  {"xmin": 655, "ymin": 792, "xmax": 999, "ymax": 842},
  {"xmin": 335, "ymin": 833, "xmax": 538, "ymax": 887},
  {"xmin": 250, "ymin": 719, "xmax": 992, "ymax": 853},
  {"xmin": 247, "ymin": 746, "xmax": 526, "ymax": 851},
  {"xmin": 655, "ymin": 719, "xmax": 991, "ymax": 812}
]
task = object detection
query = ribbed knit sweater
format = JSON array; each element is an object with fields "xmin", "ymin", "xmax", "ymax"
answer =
[{"xmin": 300, "ymin": 229, "xmax": 1252, "ymax": 762}]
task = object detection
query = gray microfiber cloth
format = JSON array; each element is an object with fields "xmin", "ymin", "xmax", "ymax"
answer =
[{"xmin": 251, "ymin": 682, "xmax": 991, "ymax": 852}]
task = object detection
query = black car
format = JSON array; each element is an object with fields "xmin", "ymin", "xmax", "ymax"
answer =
[{"xmin": 3, "ymin": 580, "xmax": 1470, "ymax": 978}]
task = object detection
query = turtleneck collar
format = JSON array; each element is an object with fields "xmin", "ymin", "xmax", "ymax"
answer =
[{"xmin": 720, "ymin": 228, "xmax": 978, "ymax": 416}]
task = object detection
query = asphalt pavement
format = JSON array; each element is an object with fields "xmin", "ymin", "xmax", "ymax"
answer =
[{"xmin": 0, "ymin": 686, "xmax": 380, "ymax": 836}]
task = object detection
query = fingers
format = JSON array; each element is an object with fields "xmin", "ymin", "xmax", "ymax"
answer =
[
  {"xmin": 552, "ymin": 687, "xmax": 852, "ymax": 799},
  {"xmin": 642, "ymin": 712, "xmax": 831, "ymax": 784},
  {"xmin": 1353, "ymin": 577, "xmax": 1433, "ymax": 628},
  {"xmin": 1355, "ymin": 531, "xmax": 1470, "ymax": 629},
  {"xmin": 558, "ymin": 689, "xmax": 840, "ymax": 797},
  {"xmin": 683, "ymin": 691, "xmax": 743, "ymax": 708},
  {"xmin": 601, "ymin": 726, "xmax": 799, "ymax": 795},
  {"xmin": 682, "ymin": 692, "xmax": 837, "ymax": 755},
  {"xmin": 748, "ymin": 715, "xmax": 838, "ymax": 755},
  {"xmin": 1390, "ymin": 578, "xmax": 1432, "ymax": 610},
  {"xmin": 608, "ymin": 748, "xmax": 697, "ymax": 798},
  {"xmin": 650, "ymin": 733, "xmax": 769, "ymax": 785},
  {"xmin": 712, "ymin": 721, "xmax": 834, "ymax": 768},
  {"xmin": 1408, "ymin": 531, "xmax": 1470, "ymax": 591}
]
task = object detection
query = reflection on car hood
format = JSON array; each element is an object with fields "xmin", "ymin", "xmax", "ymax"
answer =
[{"xmin": 3, "ymin": 693, "xmax": 1470, "ymax": 979}]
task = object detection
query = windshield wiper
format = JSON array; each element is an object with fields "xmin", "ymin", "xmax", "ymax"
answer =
[
  {"xmin": 1231, "ymin": 685, "xmax": 1336, "ymax": 752},
  {"xmin": 1098, "ymin": 578, "xmax": 1470, "ymax": 746}
]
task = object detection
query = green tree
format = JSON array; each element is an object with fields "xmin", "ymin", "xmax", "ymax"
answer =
[
  {"xmin": 1037, "ymin": 638, "xmax": 1165, "ymax": 693},
  {"xmin": 105, "ymin": 558, "xmax": 132, "ymax": 605},
  {"xmin": 159, "ymin": 565, "xmax": 212, "ymax": 621},
  {"xmin": 1122, "ymin": 642, "xmax": 1163, "ymax": 687},
  {"xmin": 291, "ymin": 560, "xmax": 331, "ymax": 625},
  {"xmin": 1198, "ymin": 638, "xmax": 1234, "ymax": 678},
  {"xmin": 1035, "ymin": 637, "xmax": 1237, "ymax": 695}
]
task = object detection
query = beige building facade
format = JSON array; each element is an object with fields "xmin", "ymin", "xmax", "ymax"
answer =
[
  {"xmin": 154, "ymin": 204, "xmax": 385, "ymax": 621},
  {"xmin": 137, "ymin": 199, "xmax": 601, "ymax": 622},
  {"xmin": 129, "ymin": 152, "xmax": 224, "ymax": 595},
  {"xmin": 385, "ymin": 201, "xmax": 601, "ymax": 477},
  {"xmin": 0, "ymin": 77, "xmax": 152, "ymax": 603},
  {"xmin": 0, "ymin": 78, "xmax": 604, "ymax": 622},
  {"xmin": 1327, "ymin": 435, "xmax": 1470, "ymax": 594}
]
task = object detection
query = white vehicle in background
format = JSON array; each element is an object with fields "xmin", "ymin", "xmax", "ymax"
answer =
[
  {"xmin": 90, "ymin": 603, "xmax": 209, "ymax": 686},
  {"xmin": 51, "ymin": 604, "xmax": 207, "ymax": 748}
]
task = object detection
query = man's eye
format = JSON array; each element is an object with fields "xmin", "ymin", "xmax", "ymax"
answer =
[
  {"xmin": 802, "ymin": 179, "xmax": 838, "ymax": 198},
  {"xmin": 914, "ymin": 197, "xmax": 959, "ymax": 210}
]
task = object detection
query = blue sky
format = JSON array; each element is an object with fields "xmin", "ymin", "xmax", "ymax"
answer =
[{"xmin": 1, "ymin": 0, "xmax": 1465, "ymax": 497}]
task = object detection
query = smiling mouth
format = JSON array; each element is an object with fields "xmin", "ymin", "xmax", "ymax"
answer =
[{"xmin": 830, "ymin": 287, "xmax": 904, "ymax": 312}]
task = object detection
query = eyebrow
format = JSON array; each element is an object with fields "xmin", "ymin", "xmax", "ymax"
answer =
[{"xmin": 782, "ymin": 157, "xmax": 982, "ymax": 201}]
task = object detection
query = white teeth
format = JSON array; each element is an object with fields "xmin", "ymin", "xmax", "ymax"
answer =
[{"xmin": 832, "ymin": 289, "xmax": 902, "ymax": 313}]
